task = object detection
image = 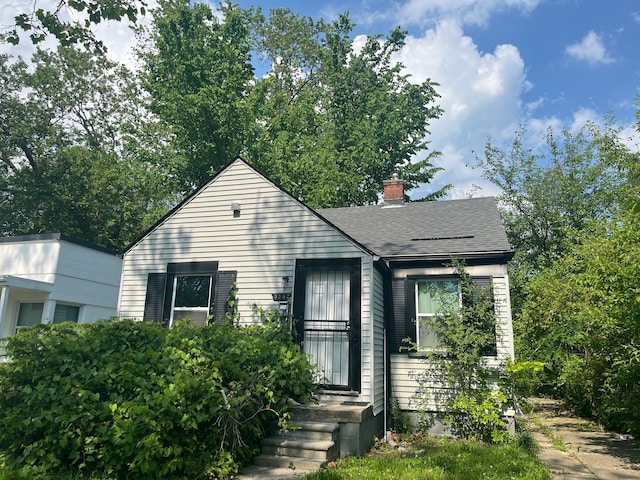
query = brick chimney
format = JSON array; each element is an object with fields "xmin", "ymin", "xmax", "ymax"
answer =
[{"xmin": 383, "ymin": 172, "xmax": 404, "ymax": 205}]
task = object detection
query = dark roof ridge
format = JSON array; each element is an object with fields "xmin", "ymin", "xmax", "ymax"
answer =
[{"xmin": 0, "ymin": 233, "xmax": 118, "ymax": 255}]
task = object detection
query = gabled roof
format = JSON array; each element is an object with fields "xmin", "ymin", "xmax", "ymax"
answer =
[
  {"xmin": 317, "ymin": 197, "xmax": 513, "ymax": 261},
  {"xmin": 123, "ymin": 156, "xmax": 511, "ymax": 262},
  {"xmin": 123, "ymin": 157, "xmax": 377, "ymax": 258}
]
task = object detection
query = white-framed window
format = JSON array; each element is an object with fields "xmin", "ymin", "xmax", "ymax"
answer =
[
  {"xmin": 169, "ymin": 274, "xmax": 214, "ymax": 327},
  {"xmin": 15, "ymin": 302, "xmax": 44, "ymax": 333},
  {"xmin": 415, "ymin": 279, "xmax": 461, "ymax": 350},
  {"xmin": 53, "ymin": 304, "xmax": 80, "ymax": 324}
]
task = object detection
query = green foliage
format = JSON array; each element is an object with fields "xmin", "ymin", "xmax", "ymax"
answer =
[
  {"xmin": 477, "ymin": 122, "xmax": 633, "ymax": 315},
  {"xmin": 477, "ymin": 115, "xmax": 640, "ymax": 434},
  {"xmin": 247, "ymin": 8, "xmax": 446, "ymax": 207},
  {"xmin": 0, "ymin": 47, "xmax": 173, "ymax": 250},
  {"xmin": 139, "ymin": 0, "xmax": 254, "ymax": 191},
  {"xmin": 140, "ymin": 3, "xmax": 446, "ymax": 207},
  {"xmin": 520, "ymin": 208, "xmax": 640, "ymax": 433},
  {"xmin": 0, "ymin": 318, "xmax": 315, "ymax": 478},
  {"xmin": 390, "ymin": 398, "xmax": 413, "ymax": 434},
  {"xmin": 5, "ymin": 0, "xmax": 146, "ymax": 53},
  {"xmin": 443, "ymin": 391, "xmax": 510, "ymax": 444},
  {"xmin": 502, "ymin": 360, "xmax": 545, "ymax": 400},
  {"xmin": 514, "ymin": 420, "xmax": 540, "ymax": 454}
]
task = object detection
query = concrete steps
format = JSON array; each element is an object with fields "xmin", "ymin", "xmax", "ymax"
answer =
[{"xmin": 252, "ymin": 420, "xmax": 340, "ymax": 471}]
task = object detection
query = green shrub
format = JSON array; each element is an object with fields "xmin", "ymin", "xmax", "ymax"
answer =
[
  {"xmin": 443, "ymin": 391, "xmax": 510, "ymax": 444},
  {"xmin": 0, "ymin": 318, "xmax": 315, "ymax": 479}
]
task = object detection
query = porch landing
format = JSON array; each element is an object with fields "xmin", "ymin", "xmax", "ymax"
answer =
[{"xmin": 292, "ymin": 401, "xmax": 378, "ymax": 458}]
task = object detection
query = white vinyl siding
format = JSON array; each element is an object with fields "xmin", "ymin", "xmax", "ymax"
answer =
[{"xmin": 119, "ymin": 160, "xmax": 377, "ymax": 407}]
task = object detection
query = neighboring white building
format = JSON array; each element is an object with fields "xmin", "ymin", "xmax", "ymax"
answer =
[{"xmin": 0, "ymin": 234, "xmax": 122, "ymax": 338}]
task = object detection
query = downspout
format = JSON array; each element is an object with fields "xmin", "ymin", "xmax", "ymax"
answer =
[{"xmin": 383, "ymin": 324, "xmax": 387, "ymax": 442}]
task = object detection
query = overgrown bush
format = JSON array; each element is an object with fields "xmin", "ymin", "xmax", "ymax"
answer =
[
  {"xmin": 0, "ymin": 316, "xmax": 315, "ymax": 479},
  {"xmin": 519, "ymin": 208, "xmax": 640, "ymax": 434}
]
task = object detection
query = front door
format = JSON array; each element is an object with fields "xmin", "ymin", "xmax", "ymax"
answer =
[{"xmin": 293, "ymin": 259, "xmax": 361, "ymax": 391}]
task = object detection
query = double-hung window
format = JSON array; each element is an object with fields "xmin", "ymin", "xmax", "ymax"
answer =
[
  {"xmin": 143, "ymin": 261, "xmax": 237, "ymax": 327},
  {"xmin": 169, "ymin": 274, "xmax": 214, "ymax": 327},
  {"xmin": 415, "ymin": 279, "xmax": 461, "ymax": 350}
]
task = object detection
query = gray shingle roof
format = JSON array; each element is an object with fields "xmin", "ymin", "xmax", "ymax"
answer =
[{"xmin": 317, "ymin": 197, "xmax": 512, "ymax": 260}]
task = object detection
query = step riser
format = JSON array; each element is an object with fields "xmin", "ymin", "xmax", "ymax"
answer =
[
  {"xmin": 253, "ymin": 455, "xmax": 326, "ymax": 471},
  {"xmin": 275, "ymin": 430, "xmax": 337, "ymax": 442},
  {"xmin": 261, "ymin": 444, "xmax": 338, "ymax": 461},
  {"xmin": 262, "ymin": 438, "xmax": 335, "ymax": 451}
]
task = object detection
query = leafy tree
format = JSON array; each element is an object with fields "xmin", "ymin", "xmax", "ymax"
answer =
[
  {"xmin": 138, "ymin": 0, "xmax": 255, "ymax": 191},
  {"xmin": 4, "ymin": 0, "xmax": 146, "ymax": 53},
  {"xmin": 140, "ymin": 3, "xmax": 446, "ymax": 206},
  {"xmin": 0, "ymin": 47, "xmax": 171, "ymax": 250},
  {"xmin": 477, "ymin": 122, "xmax": 632, "ymax": 314},
  {"xmin": 477, "ymin": 113, "xmax": 640, "ymax": 429},
  {"xmin": 248, "ymin": 9, "xmax": 446, "ymax": 207},
  {"xmin": 520, "ymin": 208, "xmax": 640, "ymax": 432}
]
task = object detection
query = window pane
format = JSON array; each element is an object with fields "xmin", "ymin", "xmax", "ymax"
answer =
[
  {"xmin": 174, "ymin": 275, "xmax": 211, "ymax": 307},
  {"xmin": 417, "ymin": 280, "xmax": 459, "ymax": 314},
  {"xmin": 418, "ymin": 318, "xmax": 441, "ymax": 349},
  {"xmin": 53, "ymin": 304, "xmax": 79, "ymax": 324},
  {"xmin": 17, "ymin": 303, "xmax": 44, "ymax": 327},
  {"xmin": 172, "ymin": 309, "xmax": 208, "ymax": 327}
]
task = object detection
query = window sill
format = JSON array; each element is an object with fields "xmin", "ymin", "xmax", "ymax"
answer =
[
  {"xmin": 409, "ymin": 350, "xmax": 449, "ymax": 358},
  {"xmin": 408, "ymin": 351, "xmax": 499, "ymax": 359}
]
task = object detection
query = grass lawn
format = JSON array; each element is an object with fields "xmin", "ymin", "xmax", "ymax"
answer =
[
  {"xmin": 303, "ymin": 434, "xmax": 551, "ymax": 480},
  {"xmin": 0, "ymin": 435, "xmax": 551, "ymax": 479}
]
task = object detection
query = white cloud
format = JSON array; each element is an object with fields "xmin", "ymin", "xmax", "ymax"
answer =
[
  {"xmin": 619, "ymin": 124, "xmax": 640, "ymax": 152},
  {"xmin": 394, "ymin": 20, "xmax": 530, "ymax": 198},
  {"xmin": 569, "ymin": 107, "xmax": 601, "ymax": 132},
  {"xmin": 565, "ymin": 31, "xmax": 614, "ymax": 65},
  {"xmin": 356, "ymin": 0, "xmax": 542, "ymax": 27}
]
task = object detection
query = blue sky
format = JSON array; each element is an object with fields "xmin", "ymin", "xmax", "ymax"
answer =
[{"xmin": 3, "ymin": 0, "xmax": 639, "ymax": 198}]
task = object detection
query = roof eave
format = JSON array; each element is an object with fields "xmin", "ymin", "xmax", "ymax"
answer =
[{"xmin": 384, "ymin": 250, "xmax": 515, "ymax": 264}]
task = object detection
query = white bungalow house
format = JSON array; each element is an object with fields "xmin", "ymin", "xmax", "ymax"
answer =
[
  {"xmin": 118, "ymin": 158, "xmax": 514, "ymax": 466},
  {"xmin": 0, "ymin": 234, "xmax": 122, "ymax": 340}
]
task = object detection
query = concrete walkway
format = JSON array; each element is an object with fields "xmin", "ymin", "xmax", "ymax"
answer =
[
  {"xmin": 234, "ymin": 463, "xmax": 315, "ymax": 480},
  {"xmin": 527, "ymin": 398, "xmax": 640, "ymax": 479}
]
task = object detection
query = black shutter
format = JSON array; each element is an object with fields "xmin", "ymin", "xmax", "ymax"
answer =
[
  {"xmin": 213, "ymin": 270, "xmax": 237, "ymax": 324},
  {"xmin": 389, "ymin": 278, "xmax": 406, "ymax": 353},
  {"xmin": 143, "ymin": 273, "xmax": 167, "ymax": 324},
  {"xmin": 404, "ymin": 278, "xmax": 417, "ymax": 352}
]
